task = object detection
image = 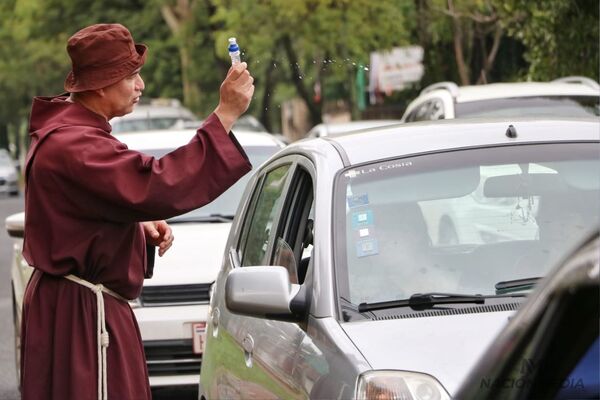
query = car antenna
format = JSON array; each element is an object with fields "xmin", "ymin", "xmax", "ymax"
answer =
[{"xmin": 505, "ymin": 124, "xmax": 517, "ymax": 138}]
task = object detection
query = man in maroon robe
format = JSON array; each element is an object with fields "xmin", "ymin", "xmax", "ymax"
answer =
[{"xmin": 20, "ymin": 23, "xmax": 254, "ymax": 399}]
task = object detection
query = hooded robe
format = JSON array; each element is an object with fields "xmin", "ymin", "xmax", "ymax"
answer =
[{"xmin": 20, "ymin": 95, "xmax": 252, "ymax": 400}]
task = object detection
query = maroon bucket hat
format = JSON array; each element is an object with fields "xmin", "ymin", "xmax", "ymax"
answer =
[{"xmin": 64, "ymin": 23, "xmax": 147, "ymax": 92}]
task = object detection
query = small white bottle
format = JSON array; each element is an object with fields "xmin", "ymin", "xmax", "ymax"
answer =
[{"xmin": 228, "ymin": 37, "xmax": 241, "ymax": 65}]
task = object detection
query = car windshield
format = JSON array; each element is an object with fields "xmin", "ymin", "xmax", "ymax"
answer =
[
  {"xmin": 334, "ymin": 143, "xmax": 599, "ymax": 307},
  {"xmin": 141, "ymin": 145, "xmax": 279, "ymax": 222},
  {"xmin": 455, "ymin": 96, "xmax": 600, "ymax": 118}
]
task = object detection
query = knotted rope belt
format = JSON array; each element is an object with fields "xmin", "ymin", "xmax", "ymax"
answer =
[{"xmin": 64, "ymin": 274, "xmax": 128, "ymax": 400}]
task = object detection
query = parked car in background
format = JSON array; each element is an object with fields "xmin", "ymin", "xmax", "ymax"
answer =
[
  {"xmin": 307, "ymin": 119, "xmax": 402, "ymax": 138},
  {"xmin": 183, "ymin": 116, "xmax": 290, "ymax": 146},
  {"xmin": 110, "ymin": 98, "xmax": 197, "ymax": 133},
  {"xmin": 8, "ymin": 127, "xmax": 283, "ymax": 389},
  {"xmin": 401, "ymin": 76, "xmax": 600, "ymax": 122},
  {"xmin": 455, "ymin": 231, "xmax": 599, "ymax": 400},
  {"xmin": 0, "ymin": 149, "xmax": 19, "ymax": 196},
  {"xmin": 198, "ymin": 117, "xmax": 599, "ymax": 399}
]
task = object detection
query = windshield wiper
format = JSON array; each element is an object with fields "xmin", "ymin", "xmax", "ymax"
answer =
[
  {"xmin": 209, "ymin": 213, "xmax": 235, "ymax": 221},
  {"xmin": 358, "ymin": 292, "xmax": 488, "ymax": 312},
  {"xmin": 495, "ymin": 277, "xmax": 541, "ymax": 295},
  {"xmin": 168, "ymin": 214, "xmax": 235, "ymax": 223}
]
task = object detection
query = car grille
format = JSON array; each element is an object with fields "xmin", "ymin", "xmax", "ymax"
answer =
[
  {"xmin": 139, "ymin": 283, "xmax": 211, "ymax": 306},
  {"xmin": 144, "ymin": 339, "xmax": 201, "ymax": 377}
]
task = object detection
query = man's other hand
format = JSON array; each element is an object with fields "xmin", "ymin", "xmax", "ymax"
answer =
[
  {"xmin": 214, "ymin": 62, "xmax": 255, "ymax": 132},
  {"xmin": 142, "ymin": 220, "xmax": 174, "ymax": 257}
]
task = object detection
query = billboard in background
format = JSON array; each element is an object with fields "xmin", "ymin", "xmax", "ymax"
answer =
[{"xmin": 369, "ymin": 46, "xmax": 424, "ymax": 101}]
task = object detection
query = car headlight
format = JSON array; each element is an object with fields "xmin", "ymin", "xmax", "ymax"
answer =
[{"xmin": 356, "ymin": 370, "xmax": 450, "ymax": 400}]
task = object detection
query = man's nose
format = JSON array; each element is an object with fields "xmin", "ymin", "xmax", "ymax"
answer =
[{"xmin": 136, "ymin": 74, "xmax": 145, "ymax": 91}]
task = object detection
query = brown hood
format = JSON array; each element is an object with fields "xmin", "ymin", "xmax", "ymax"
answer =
[
  {"xmin": 28, "ymin": 94, "xmax": 111, "ymax": 139},
  {"xmin": 26, "ymin": 95, "xmax": 112, "ymax": 182}
]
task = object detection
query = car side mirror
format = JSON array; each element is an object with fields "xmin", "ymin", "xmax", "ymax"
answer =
[
  {"xmin": 6, "ymin": 212, "xmax": 25, "ymax": 239},
  {"xmin": 225, "ymin": 266, "xmax": 305, "ymax": 321}
]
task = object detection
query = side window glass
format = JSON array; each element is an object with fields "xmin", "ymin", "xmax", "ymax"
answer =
[
  {"xmin": 430, "ymin": 99, "xmax": 445, "ymax": 120},
  {"xmin": 241, "ymin": 164, "xmax": 291, "ymax": 266},
  {"xmin": 405, "ymin": 109, "xmax": 418, "ymax": 122},
  {"xmin": 414, "ymin": 101, "xmax": 432, "ymax": 121},
  {"xmin": 272, "ymin": 168, "xmax": 314, "ymax": 285}
]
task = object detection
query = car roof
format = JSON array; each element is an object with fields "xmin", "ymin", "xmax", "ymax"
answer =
[
  {"xmin": 309, "ymin": 120, "xmax": 403, "ymax": 136},
  {"xmin": 115, "ymin": 128, "xmax": 283, "ymax": 151},
  {"xmin": 110, "ymin": 104, "xmax": 197, "ymax": 124},
  {"xmin": 292, "ymin": 118, "xmax": 600, "ymax": 166},
  {"xmin": 454, "ymin": 82, "xmax": 600, "ymax": 103}
]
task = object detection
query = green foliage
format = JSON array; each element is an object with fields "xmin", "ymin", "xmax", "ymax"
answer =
[
  {"xmin": 497, "ymin": 0, "xmax": 599, "ymax": 81},
  {"xmin": 212, "ymin": 0, "xmax": 414, "ymax": 124},
  {"xmin": 0, "ymin": 0, "xmax": 597, "ymax": 143}
]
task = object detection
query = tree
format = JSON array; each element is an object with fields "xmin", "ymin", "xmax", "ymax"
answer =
[
  {"xmin": 497, "ymin": 0, "xmax": 599, "ymax": 81},
  {"xmin": 422, "ymin": 0, "xmax": 511, "ymax": 85},
  {"xmin": 211, "ymin": 0, "xmax": 415, "ymax": 127}
]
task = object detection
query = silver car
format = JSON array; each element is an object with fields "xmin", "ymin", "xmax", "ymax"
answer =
[{"xmin": 199, "ymin": 118, "xmax": 599, "ymax": 399}]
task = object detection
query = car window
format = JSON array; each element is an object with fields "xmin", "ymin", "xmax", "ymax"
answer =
[
  {"xmin": 334, "ymin": 143, "xmax": 599, "ymax": 306},
  {"xmin": 240, "ymin": 164, "xmax": 292, "ymax": 266},
  {"xmin": 455, "ymin": 96, "xmax": 600, "ymax": 118},
  {"xmin": 406, "ymin": 100, "xmax": 431, "ymax": 122},
  {"xmin": 271, "ymin": 166, "xmax": 314, "ymax": 284},
  {"xmin": 429, "ymin": 98, "xmax": 445, "ymax": 120}
]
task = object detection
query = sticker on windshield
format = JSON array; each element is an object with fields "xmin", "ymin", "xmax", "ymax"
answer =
[
  {"xmin": 356, "ymin": 238, "xmax": 379, "ymax": 257},
  {"xmin": 347, "ymin": 193, "xmax": 369, "ymax": 208},
  {"xmin": 351, "ymin": 210, "xmax": 374, "ymax": 229}
]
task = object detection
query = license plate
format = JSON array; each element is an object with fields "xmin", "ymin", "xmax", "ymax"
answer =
[{"xmin": 192, "ymin": 322, "xmax": 207, "ymax": 354}]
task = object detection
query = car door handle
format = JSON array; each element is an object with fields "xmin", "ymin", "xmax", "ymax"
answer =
[{"xmin": 242, "ymin": 334, "xmax": 254, "ymax": 368}]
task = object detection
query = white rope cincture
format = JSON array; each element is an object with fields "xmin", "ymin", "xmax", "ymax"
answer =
[{"xmin": 65, "ymin": 274, "xmax": 127, "ymax": 400}]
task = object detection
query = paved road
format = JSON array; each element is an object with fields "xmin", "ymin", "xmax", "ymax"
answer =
[{"xmin": 0, "ymin": 195, "xmax": 197, "ymax": 400}]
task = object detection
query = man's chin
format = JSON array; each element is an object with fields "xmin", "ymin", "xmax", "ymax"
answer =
[{"xmin": 114, "ymin": 105, "xmax": 136, "ymax": 117}]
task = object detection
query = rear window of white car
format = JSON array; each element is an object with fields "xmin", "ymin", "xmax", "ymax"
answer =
[
  {"xmin": 455, "ymin": 96, "xmax": 599, "ymax": 118},
  {"xmin": 334, "ymin": 143, "xmax": 599, "ymax": 305}
]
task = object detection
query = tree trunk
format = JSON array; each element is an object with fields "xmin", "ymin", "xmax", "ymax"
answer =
[
  {"xmin": 447, "ymin": 0, "xmax": 470, "ymax": 85},
  {"xmin": 477, "ymin": 24, "xmax": 503, "ymax": 84},
  {"xmin": 260, "ymin": 58, "xmax": 277, "ymax": 132},
  {"xmin": 281, "ymin": 34, "xmax": 322, "ymax": 126},
  {"xmin": 160, "ymin": 2, "xmax": 202, "ymax": 112}
]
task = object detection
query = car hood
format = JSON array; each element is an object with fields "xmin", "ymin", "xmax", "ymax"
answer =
[
  {"xmin": 145, "ymin": 222, "xmax": 232, "ymax": 286},
  {"xmin": 341, "ymin": 311, "xmax": 513, "ymax": 396}
]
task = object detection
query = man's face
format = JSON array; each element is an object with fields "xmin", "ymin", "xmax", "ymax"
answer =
[{"xmin": 103, "ymin": 69, "xmax": 144, "ymax": 118}]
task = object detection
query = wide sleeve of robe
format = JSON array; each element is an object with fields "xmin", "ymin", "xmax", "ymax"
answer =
[{"xmin": 34, "ymin": 113, "xmax": 251, "ymax": 223}]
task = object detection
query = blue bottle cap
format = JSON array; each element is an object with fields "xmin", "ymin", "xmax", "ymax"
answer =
[{"xmin": 228, "ymin": 37, "xmax": 239, "ymax": 52}]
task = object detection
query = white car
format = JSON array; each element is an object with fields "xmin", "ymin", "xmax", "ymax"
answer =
[
  {"xmin": 307, "ymin": 120, "xmax": 402, "ymax": 138},
  {"xmin": 8, "ymin": 127, "xmax": 283, "ymax": 389},
  {"xmin": 110, "ymin": 99, "xmax": 198, "ymax": 134},
  {"xmin": 0, "ymin": 149, "xmax": 19, "ymax": 196},
  {"xmin": 401, "ymin": 76, "xmax": 599, "ymax": 122}
]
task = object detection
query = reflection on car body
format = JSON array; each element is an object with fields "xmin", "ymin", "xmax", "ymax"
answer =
[{"xmin": 199, "ymin": 117, "xmax": 599, "ymax": 399}]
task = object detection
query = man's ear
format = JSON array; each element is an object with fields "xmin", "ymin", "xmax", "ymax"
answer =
[{"xmin": 94, "ymin": 88, "xmax": 106, "ymax": 98}]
